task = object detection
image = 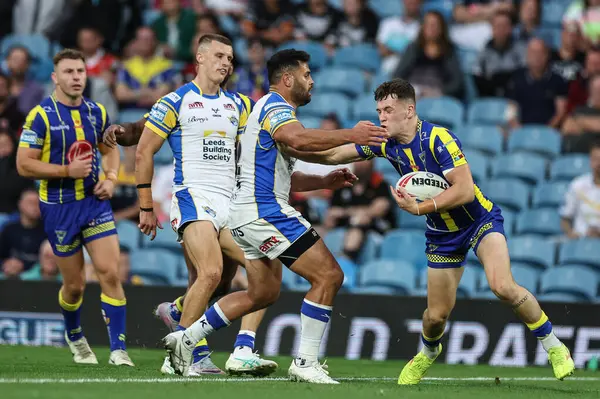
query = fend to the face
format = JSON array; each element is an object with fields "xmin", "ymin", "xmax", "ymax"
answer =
[
  {"xmin": 52, "ymin": 57, "xmax": 87, "ymax": 98},
  {"xmin": 374, "ymin": 79, "xmax": 417, "ymax": 137},
  {"xmin": 196, "ymin": 38, "xmax": 234, "ymax": 86}
]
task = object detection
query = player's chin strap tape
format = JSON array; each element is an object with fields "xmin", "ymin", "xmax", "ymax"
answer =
[
  {"xmin": 277, "ymin": 228, "xmax": 321, "ymax": 268},
  {"xmin": 136, "ymin": 183, "xmax": 151, "ymax": 189}
]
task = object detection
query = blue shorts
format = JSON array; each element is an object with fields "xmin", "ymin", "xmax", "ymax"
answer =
[
  {"xmin": 40, "ymin": 196, "xmax": 117, "ymax": 257},
  {"xmin": 425, "ymin": 206, "xmax": 505, "ymax": 269}
]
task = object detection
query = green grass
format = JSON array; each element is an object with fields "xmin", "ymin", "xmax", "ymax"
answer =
[{"xmin": 1, "ymin": 345, "xmax": 599, "ymax": 399}]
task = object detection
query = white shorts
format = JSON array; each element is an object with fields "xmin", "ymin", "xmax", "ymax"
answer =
[
  {"xmin": 170, "ymin": 188, "xmax": 229, "ymax": 242},
  {"xmin": 231, "ymin": 209, "xmax": 312, "ymax": 260}
]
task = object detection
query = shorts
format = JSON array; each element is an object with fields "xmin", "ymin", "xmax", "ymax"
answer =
[
  {"xmin": 40, "ymin": 196, "xmax": 116, "ymax": 257},
  {"xmin": 425, "ymin": 206, "xmax": 505, "ymax": 269},
  {"xmin": 231, "ymin": 207, "xmax": 312, "ymax": 261},
  {"xmin": 170, "ymin": 188, "xmax": 229, "ymax": 242}
]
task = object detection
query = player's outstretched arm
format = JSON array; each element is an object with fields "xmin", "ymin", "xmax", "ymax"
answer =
[
  {"xmin": 290, "ymin": 168, "xmax": 358, "ymax": 192},
  {"xmin": 273, "ymin": 120, "xmax": 388, "ymax": 152},
  {"xmin": 17, "ymin": 147, "xmax": 92, "ymax": 180},
  {"xmin": 289, "ymin": 143, "xmax": 365, "ymax": 165},
  {"xmin": 93, "ymin": 143, "xmax": 120, "ymax": 200},
  {"xmin": 103, "ymin": 118, "xmax": 146, "ymax": 148}
]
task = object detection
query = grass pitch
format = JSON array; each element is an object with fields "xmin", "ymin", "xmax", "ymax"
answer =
[{"xmin": 1, "ymin": 345, "xmax": 599, "ymax": 399}]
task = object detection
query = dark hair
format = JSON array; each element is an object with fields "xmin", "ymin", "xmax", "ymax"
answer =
[
  {"xmin": 197, "ymin": 33, "xmax": 232, "ymax": 48},
  {"xmin": 267, "ymin": 49, "xmax": 311, "ymax": 85},
  {"xmin": 7, "ymin": 46, "xmax": 31, "ymax": 64},
  {"xmin": 53, "ymin": 48, "xmax": 85, "ymax": 66},
  {"xmin": 417, "ymin": 11, "xmax": 452, "ymax": 56},
  {"xmin": 374, "ymin": 78, "xmax": 416, "ymax": 103}
]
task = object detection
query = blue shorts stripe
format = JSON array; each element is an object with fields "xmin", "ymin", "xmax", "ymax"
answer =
[
  {"xmin": 264, "ymin": 213, "xmax": 308, "ymax": 242},
  {"xmin": 175, "ymin": 188, "xmax": 198, "ymax": 227}
]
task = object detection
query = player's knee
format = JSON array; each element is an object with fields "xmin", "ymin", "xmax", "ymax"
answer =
[
  {"xmin": 96, "ymin": 268, "xmax": 121, "ymax": 289},
  {"xmin": 250, "ymin": 284, "xmax": 280, "ymax": 309},
  {"xmin": 489, "ymin": 278, "xmax": 519, "ymax": 302},
  {"xmin": 196, "ymin": 265, "xmax": 223, "ymax": 289},
  {"xmin": 318, "ymin": 265, "xmax": 344, "ymax": 291},
  {"xmin": 62, "ymin": 281, "xmax": 85, "ymax": 302},
  {"xmin": 425, "ymin": 308, "xmax": 450, "ymax": 327}
]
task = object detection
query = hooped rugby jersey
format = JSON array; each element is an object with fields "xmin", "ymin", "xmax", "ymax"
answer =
[
  {"xmin": 144, "ymin": 82, "xmax": 253, "ymax": 198},
  {"xmin": 355, "ymin": 119, "xmax": 496, "ymax": 232},
  {"xmin": 19, "ymin": 95, "xmax": 110, "ymax": 204},
  {"xmin": 229, "ymin": 91, "xmax": 300, "ymax": 227}
]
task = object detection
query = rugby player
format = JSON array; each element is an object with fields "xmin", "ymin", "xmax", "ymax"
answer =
[
  {"xmin": 16, "ymin": 49, "xmax": 134, "ymax": 366},
  {"xmin": 291, "ymin": 78, "xmax": 576, "ymax": 384},
  {"xmin": 161, "ymin": 49, "xmax": 389, "ymax": 383}
]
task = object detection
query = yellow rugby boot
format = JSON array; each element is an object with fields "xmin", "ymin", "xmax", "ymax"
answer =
[
  {"xmin": 398, "ymin": 344, "xmax": 442, "ymax": 385},
  {"xmin": 548, "ymin": 344, "xmax": 575, "ymax": 380}
]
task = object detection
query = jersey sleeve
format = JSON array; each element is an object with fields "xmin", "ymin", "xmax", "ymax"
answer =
[
  {"xmin": 354, "ymin": 144, "xmax": 384, "ymax": 160},
  {"xmin": 429, "ymin": 126, "xmax": 467, "ymax": 175},
  {"xmin": 144, "ymin": 93, "xmax": 181, "ymax": 139},
  {"xmin": 262, "ymin": 104, "xmax": 298, "ymax": 137},
  {"xmin": 236, "ymin": 92, "xmax": 254, "ymax": 135},
  {"xmin": 96, "ymin": 102, "xmax": 111, "ymax": 141},
  {"xmin": 19, "ymin": 105, "xmax": 48, "ymax": 150}
]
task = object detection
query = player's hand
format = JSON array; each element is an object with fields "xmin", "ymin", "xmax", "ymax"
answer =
[
  {"xmin": 2, "ymin": 258, "xmax": 24, "ymax": 277},
  {"xmin": 93, "ymin": 179, "xmax": 115, "ymax": 200},
  {"xmin": 103, "ymin": 124, "xmax": 126, "ymax": 149},
  {"xmin": 389, "ymin": 185, "xmax": 420, "ymax": 215},
  {"xmin": 138, "ymin": 209, "xmax": 163, "ymax": 240},
  {"xmin": 350, "ymin": 121, "xmax": 389, "ymax": 146},
  {"xmin": 323, "ymin": 168, "xmax": 358, "ymax": 190},
  {"xmin": 68, "ymin": 154, "xmax": 93, "ymax": 179}
]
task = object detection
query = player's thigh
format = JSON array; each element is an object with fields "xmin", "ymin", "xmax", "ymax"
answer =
[
  {"xmin": 476, "ymin": 232, "xmax": 516, "ymax": 293},
  {"xmin": 288, "ymin": 238, "xmax": 343, "ymax": 286},
  {"xmin": 219, "ymin": 228, "xmax": 246, "ymax": 266},
  {"xmin": 80, "ymin": 197, "xmax": 119, "ymax": 274},
  {"xmin": 245, "ymin": 257, "xmax": 282, "ymax": 303},
  {"xmin": 181, "ymin": 220, "xmax": 222, "ymax": 272},
  {"xmin": 427, "ymin": 267, "xmax": 463, "ymax": 319}
]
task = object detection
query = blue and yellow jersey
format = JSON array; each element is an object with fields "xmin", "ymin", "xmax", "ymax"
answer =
[
  {"xmin": 19, "ymin": 95, "xmax": 110, "ymax": 204},
  {"xmin": 355, "ymin": 119, "xmax": 495, "ymax": 232},
  {"xmin": 117, "ymin": 56, "xmax": 176, "ymax": 90}
]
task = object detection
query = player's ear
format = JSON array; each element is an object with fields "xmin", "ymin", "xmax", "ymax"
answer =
[
  {"xmin": 51, "ymin": 71, "xmax": 58, "ymax": 86},
  {"xmin": 406, "ymin": 102, "xmax": 416, "ymax": 119},
  {"xmin": 195, "ymin": 51, "xmax": 203, "ymax": 66},
  {"xmin": 282, "ymin": 72, "xmax": 293, "ymax": 89}
]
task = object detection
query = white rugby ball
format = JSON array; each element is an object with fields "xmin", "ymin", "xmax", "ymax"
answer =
[{"xmin": 396, "ymin": 171, "xmax": 448, "ymax": 202}]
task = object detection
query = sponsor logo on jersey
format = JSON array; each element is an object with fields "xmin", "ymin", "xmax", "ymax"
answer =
[
  {"xmin": 202, "ymin": 206, "xmax": 217, "ymax": 218},
  {"xmin": 67, "ymin": 140, "xmax": 93, "ymax": 162},
  {"xmin": 259, "ymin": 236, "xmax": 282, "ymax": 254},
  {"xmin": 188, "ymin": 116, "xmax": 208, "ymax": 124},
  {"xmin": 87, "ymin": 115, "xmax": 96, "ymax": 125},
  {"xmin": 268, "ymin": 109, "xmax": 293, "ymax": 126},
  {"xmin": 228, "ymin": 115, "xmax": 239, "ymax": 126},
  {"xmin": 231, "ymin": 228, "xmax": 244, "ymax": 237},
  {"xmin": 165, "ymin": 92, "xmax": 181, "ymax": 102},
  {"xmin": 264, "ymin": 101, "xmax": 289, "ymax": 111},
  {"xmin": 171, "ymin": 218, "xmax": 178, "ymax": 232},
  {"xmin": 49, "ymin": 124, "xmax": 70, "ymax": 131},
  {"xmin": 188, "ymin": 101, "xmax": 204, "ymax": 109},
  {"xmin": 224, "ymin": 103, "xmax": 235, "ymax": 111},
  {"xmin": 149, "ymin": 108, "xmax": 167, "ymax": 122},
  {"xmin": 42, "ymin": 106, "xmax": 54, "ymax": 113},
  {"xmin": 451, "ymin": 149, "xmax": 464, "ymax": 162},
  {"xmin": 212, "ymin": 108, "xmax": 221, "ymax": 117},
  {"xmin": 418, "ymin": 151, "xmax": 426, "ymax": 165},
  {"xmin": 20, "ymin": 130, "xmax": 43, "ymax": 145},
  {"xmin": 202, "ymin": 138, "xmax": 232, "ymax": 162},
  {"xmin": 55, "ymin": 230, "xmax": 67, "ymax": 244}
]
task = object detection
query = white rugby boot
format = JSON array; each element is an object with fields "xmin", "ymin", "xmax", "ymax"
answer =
[
  {"xmin": 65, "ymin": 332, "xmax": 98, "ymax": 364},
  {"xmin": 225, "ymin": 352, "xmax": 278, "ymax": 377},
  {"xmin": 288, "ymin": 359, "xmax": 339, "ymax": 384},
  {"xmin": 109, "ymin": 349, "xmax": 135, "ymax": 367},
  {"xmin": 162, "ymin": 330, "xmax": 194, "ymax": 376},
  {"xmin": 154, "ymin": 302, "xmax": 179, "ymax": 332}
]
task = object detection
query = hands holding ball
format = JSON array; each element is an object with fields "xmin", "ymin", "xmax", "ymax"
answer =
[{"xmin": 390, "ymin": 171, "xmax": 448, "ymax": 215}]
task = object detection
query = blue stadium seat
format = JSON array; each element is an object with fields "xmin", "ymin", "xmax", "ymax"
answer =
[
  {"xmin": 462, "ymin": 72, "xmax": 479, "ymax": 103},
  {"xmin": 457, "ymin": 47, "xmax": 479, "ymax": 74},
  {"xmin": 417, "ymin": 96, "xmax": 465, "ymax": 130},
  {"xmin": 353, "ymin": 95, "xmax": 378, "ymax": 120},
  {"xmin": 458, "ymin": 125, "xmax": 503, "ymax": 156},
  {"xmin": 467, "ymin": 98, "xmax": 509, "ymax": 125},
  {"xmin": 421, "ymin": 0, "xmax": 454, "ymax": 20},
  {"xmin": 458, "ymin": 267, "xmax": 481, "ymax": 298},
  {"xmin": 119, "ymin": 109, "xmax": 146, "ymax": 124},
  {"xmin": 337, "ymin": 257, "xmax": 358, "ymax": 290},
  {"xmin": 300, "ymin": 93, "xmax": 351, "ymax": 120},
  {"xmin": 369, "ymin": 70, "xmax": 391, "ymax": 94},
  {"xmin": 515, "ymin": 209, "xmax": 562, "ymax": 236},
  {"xmin": 383, "ymin": 170, "xmax": 398, "ymax": 186},
  {"xmin": 558, "ymin": 239, "xmax": 600, "ymax": 270},
  {"xmin": 299, "ymin": 116, "xmax": 323, "ymax": 129},
  {"xmin": 327, "ymin": 0, "xmax": 343, "ymax": 10},
  {"xmin": 380, "ymin": 230, "xmax": 426, "ymax": 265},
  {"xmin": 314, "ymin": 67, "xmax": 366, "ymax": 97},
  {"xmin": 218, "ymin": 15, "xmax": 240, "ymax": 37},
  {"xmin": 323, "ymin": 228, "xmax": 346, "ymax": 255},
  {"xmin": 492, "ymin": 153, "xmax": 547, "ymax": 185},
  {"xmin": 502, "ymin": 209, "xmax": 515, "ymax": 236},
  {"xmin": 486, "ymin": 178, "xmax": 530, "ymax": 212},
  {"xmin": 550, "ymin": 155, "xmax": 589, "ymax": 181},
  {"xmin": 143, "ymin": 9, "xmax": 161, "ymax": 25},
  {"xmin": 465, "ymin": 149, "xmax": 489, "ymax": 183},
  {"xmin": 537, "ymin": 292, "xmax": 580, "ymax": 303},
  {"xmin": 368, "ymin": 0, "xmax": 403, "ymax": 18},
  {"xmin": 360, "ymin": 260, "xmax": 417, "ymax": 294},
  {"xmin": 130, "ymin": 249, "xmax": 179, "ymax": 285},
  {"xmin": 542, "ymin": 1, "xmax": 570, "ymax": 27},
  {"xmin": 508, "ymin": 235, "xmax": 555, "ymax": 269},
  {"xmin": 307, "ymin": 197, "xmax": 329, "ymax": 221},
  {"xmin": 480, "ymin": 263, "xmax": 540, "ymax": 294},
  {"xmin": 532, "ymin": 181, "xmax": 569, "ymax": 209},
  {"xmin": 276, "ymin": 41, "xmax": 328, "ymax": 70},
  {"xmin": 352, "ymin": 286, "xmax": 397, "ymax": 295},
  {"xmin": 507, "ymin": 125, "xmax": 561, "ymax": 159},
  {"xmin": 233, "ymin": 38, "xmax": 249, "ymax": 65},
  {"xmin": 396, "ymin": 209, "xmax": 427, "ymax": 231},
  {"xmin": 143, "ymin": 227, "xmax": 179, "ymax": 252},
  {"xmin": 116, "ymin": 220, "xmax": 140, "ymax": 251},
  {"xmin": 0, "ymin": 213, "xmax": 8, "ymax": 231},
  {"xmin": 155, "ymin": 143, "xmax": 173, "ymax": 165},
  {"xmin": 1, "ymin": 33, "xmax": 51, "ymax": 58},
  {"xmin": 540, "ymin": 266, "xmax": 598, "ymax": 301},
  {"xmin": 374, "ymin": 157, "xmax": 396, "ymax": 175},
  {"xmin": 357, "ymin": 232, "xmax": 382, "ymax": 264},
  {"xmin": 332, "ymin": 44, "xmax": 381, "ymax": 72}
]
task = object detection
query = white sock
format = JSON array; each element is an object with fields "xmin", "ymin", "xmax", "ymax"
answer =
[
  {"xmin": 421, "ymin": 344, "xmax": 441, "ymax": 360},
  {"xmin": 185, "ymin": 303, "xmax": 230, "ymax": 349},
  {"xmin": 233, "ymin": 345, "xmax": 253, "ymax": 357},
  {"xmin": 296, "ymin": 299, "xmax": 332, "ymax": 367},
  {"xmin": 541, "ymin": 332, "xmax": 561, "ymax": 352}
]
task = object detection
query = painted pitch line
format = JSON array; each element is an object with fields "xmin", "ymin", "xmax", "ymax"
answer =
[{"xmin": 1, "ymin": 376, "xmax": 599, "ymax": 384}]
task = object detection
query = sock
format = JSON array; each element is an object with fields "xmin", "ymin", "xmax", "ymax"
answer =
[
  {"xmin": 59, "ymin": 290, "xmax": 84, "ymax": 342},
  {"xmin": 192, "ymin": 338, "xmax": 211, "ymax": 363},
  {"xmin": 100, "ymin": 293, "xmax": 127, "ymax": 351},
  {"xmin": 421, "ymin": 332, "xmax": 443, "ymax": 360},
  {"xmin": 233, "ymin": 330, "xmax": 256, "ymax": 357},
  {"xmin": 296, "ymin": 299, "xmax": 332, "ymax": 366},
  {"xmin": 527, "ymin": 312, "xmax": 560, "ymax": 351},
  {"xmin": 185, "ymin": 303, "xmax": 231, "ymax": 348},
  {"xmin": 170, "ymin": 296, "xmax": 183, "ymax": 323}
]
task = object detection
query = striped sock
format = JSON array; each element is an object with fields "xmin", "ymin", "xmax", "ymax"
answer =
[
  {"xmin": 527, "ymin": 312, "xmax": 560, "ymax": 351},
  {"xmin": 297, "ymin": 299, "xmax": 332, "ymax": 365},
  {"xmin": 192, "ymin": 338, "xmax": 211, "ymax": 363},
  {"xmin": 59, "ymin": 290, "xmax": 84, "ymax": 342},
  {"xmin": 170, "ymin": 297, "xmax": 183, "ymax": 323},
  {"xmin": 233, "ymin": 330, "xmax": 256, "ymax": 357},
  {"xmin": 100, "ymin": 293, "xmax": 127, "ymax": 351},
  {"xmin": 186, "ymin": 303, "xmax": 231, "ymax": 348},
  {"xmin": 421, "ymin": 332, "xmax": 443, "ymax": 360}
]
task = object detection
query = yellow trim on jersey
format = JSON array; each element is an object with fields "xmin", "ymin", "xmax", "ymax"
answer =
[
  {"xmin": 38, "ymin": 108, "xmax": 51, "ymax": 202},
  {"xmin": 526, "ymin": 312, "xmax": 549, "ymax": 331},
  {"xmin": 270, "ymin": 118, "xmax": 297, "ymax": 136},
  {"xmin": 100, "ymin": 293, "xmax": 127, "ymax": 306},
  {"xmin": 238, "ymin": 94, "xmax": 252, "ymax": 130},
  {"xmin": 474, "ymin": 184, "xmax": 493, "ymax": 212},
  {"xmin": 161, "ymin": 100, "xmax": 179, "ymax": 119},
  {"xmin": 429, "ymin": 126, "xmax": 467, "ymax": 168},
  {"xmin": 70, "ymin": 110, "xmax": 87, "ymax": 200},
  {"xmin": 439, "ymin": 211, "xmax": 459, "ymax": 232},
  {"xmin": 145, "ymin": 120, "xmax": 169, "ymax": 139},
  {"xmin": 402, "ymin": 148, "xmax": 419, "ymax": 172},
  {"xmin": 82, "ymin": 221, "xmax": 116, "ymax": 238},
  {"xmin": 381, "ymin": 142, "xmax": 387, "ymax": 157},
  {"xmin": 98, "ymin": 103, "xmax": 108, "ymax": 132},
  {"xmin": 191, "ymin": 80, "xmax": 203, "ymax": 95}
]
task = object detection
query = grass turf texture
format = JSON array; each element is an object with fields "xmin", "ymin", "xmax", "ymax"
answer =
[{"xmin": 1, "ymin": 345, "xmax": 599, "ymax": 399}]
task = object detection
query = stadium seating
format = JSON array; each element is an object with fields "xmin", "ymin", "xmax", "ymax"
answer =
[
  {"xmin": 338, "ymin": 257, "xmax": 359, "ymax": 290},
  {"xmin": 368, "ymin": 70, "xmax": 391, "ymax": 94},
  {"xmin": 464, "ymin": 149, "xmax": 489, "ymax": 183},
  {"xmin": 558, "ymin": 238, "xmax": 600, "ymax": 270},
  {"xmin": 492, "ymin": 153, "xmax": 546, "ymax": 185},
  {"xmin": 143, "ymin": 227, "xmax": 179, "ymax": 253},
  {"xmin": 537, "ymin": 292, "xmax": 580, "ymax": 303},
  {"xmin": 357, "ymin": 232, "xmax": 382, "ymax": 264},
  {"xmin": 374, "ymin": 157, "xmax": 396, "ymax": 175},
  {"xmin": 154, "ymin": 143, "xmax": 173, "ymax": 165},
  {"xmin": 1, "ymin": 33, "xmax": 52, "ymax": 59},
  {"xmin": 458, "ymin": 125, "xmax": 504, "ymax": 156},
  {"xmin": 467, "ymin": 98, "xmax": 509, "ymax": 125},
  {"xmin": 479, "ymin": 263, "xmax": 540, "ymax": 295},
  {"xmin": 351, "ymin": 286, "xmax": 397, "ymax": 295},
  {"xmin": 360, "ymin": 260, "xmax": 417, "ymax": 295},
  {"xmin": 508, "ymin": 235, "xmax": 555, "ymax": 269},
  {"xmin": 396, "ymin": 209, "xmax": 427, "ymax": 231},
  {"xmin": 130, "ymin": 249, "xmax": 180, "ymax": 285},
  {"xmin": 323, "ymin": 228, "xmax": 346, "ymax": 256},
  {"xmin": 507, "ymin": 126, "xmax": 561, "ymax": 159},
  {"xmin": 542, "ymin": 1, "xmax": 570, "ymax": 27},
  {"xmin": 314, "ymin": 67, "xmax": 367, "ymax": 98},
  {"xmin": 276, "ymin": 41, "xmax": 328, "ymax": 70},
  {"xmin": 298, "ymin": 116, "xmax": 323, "ymax": 129},
  {"xmin": 422, "ymin": 0, "xmax": 454, "ymax": 21},
  {"xmin": 549, "ymin": 154, "xmax": 590, "ymax": 181},
  {"xmin": 502, "ymin": 209, "xmax": 515, "ymax": 236},
  {"xmin": 532, "ymin": 181, "xmax": 569, "ymax": 209},
  {"xmin": 368, "ymin": 0, "xmax": 404, "ymax": 18},
  {"xmin": 300, "ymin": 92, "xmax": 351, "ymax": 120},
  {"xmin": 540, "ymin": 266, "xmax": 599, "ymax": 302},
  {"xmin": 119, "ymin": 109, "xmax": 146, "ymax": 124},
  {"xmin": 486, "ymin": 178, "xmax": 530, "ymax": 212},
  {"xmin": 380, "ymin": 230, "xmax": 426, "ymax": 265},
  {"xmin": 515, "ymin": 209, "xmax": 562, "ymax": 236},
  {"xmin": 332, "ymin": 44, "xmax": 381, "ymax": 72},
  {"xmin": 458, "ymin": 267, "xmax": 481, "ymax": 298},
  {"xmin": 353, "ymin": 95, "xmax": 378, "ymax": 120},
  {"xmin": 115, "ymin": 220, "xmax": 141, "ymax": 251},
  {"xmin": 417, "ymin": 96, "xmax": 465, "ymax": 130}
]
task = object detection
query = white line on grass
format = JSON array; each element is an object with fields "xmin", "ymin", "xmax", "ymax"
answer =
[{"xmin": 1, "ymin": 377, "xmax": 599, "ymax": 384}]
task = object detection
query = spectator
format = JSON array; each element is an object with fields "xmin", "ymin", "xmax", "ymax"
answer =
[
  {"xmin": 12, "ymin": 0, "xmax": 72, "ymax": 41},
  {"xmin": 513, "ymin": 0, "xmax": 541, "ymax": 43},
  {"xmin": 152, "ymin": 0, "xmax": 197, "ymax": 62},
  {"xmin": 82, "ymin": 77, "xmax": 119, "ymax": 125},
  {"xmin": 562, "ymin": 75, "xmax": 600, "ymax": 152},
  {"xmin": 0, "ymin": 129, "xmax": 33, "ymax": 213},
  {"xmin": 203, "ymin": 0, "xmax": 247, "ymax": 17},
  {"xmin": 324, "ymin": 0, "xmax": 379, "ymax": 51},
  {"xmin": 294, "ymin": 0, "xmax": 343, "ymax": 42},
  {"xmin": 19, "ymin": 240, "xmax": 61, "ymax": 281},
  {"xmin": 563, "ymin": 0, "xmax": 600, "ymax": 49},
  {"xmin": 115, "ymin": 27, "xmax": 178, "ymax": 110},
  {"xmin": 77, "ymin": 27, "xmax": 119, "ymax": 85},
  {"xmin": 376, "ymin": 0, "xmax": 421, "ymax": 74},
  {"xmin": 506, "ymin": 38, "xmax": 568, "ymax": 128},
  {"xmin": 566, "ymin": 47, "xmax": 600, "ymax": 114},
  {"xmin": 0, "ymin": 189, "xmax": 46, "ymax": 277},
  {"xmin": 229, "ymin": 38, "xmax": 269, "ymax": 101},
  {"xmin": 394, "ymin": 11, "xmax": 464, "ymax": 99},
  {"xmin": 560, "ymin": 140, "xmax": 600, "ymax": 238},
  {"xmin": 2, "ymin": 47, "xmax": 45, "ymax": 115},
  {"xmin": 105, "ymin": 146, "xmax": 140, "ymax": 223},
  {"xmin": 182, "ymin": 14, "xmax": 225, "ymax": 82},
  {"xmin": 242, "ymin": 0, "xmax": 295, "ymax": 47},
  {"xmin": 472, "ymin": 11, "xmax": 526, "ymax": 97},
  {"xmin": 451, "ymin": 0, "xmax": 515, "ymax": 51},
  {"xmin": 551, "ymin": 22, "xmax": 586, "ymax": 83},
  {"xmin": 324, "ymin": 160, "xmax": 395, "ymax": 262},
  {"xmin": 0, "ymin": 73, "xmax": 25, "ymax": 138},
  {"xmin": 0, "ymin": 0, "xmax": 16, "ymax": 40}
]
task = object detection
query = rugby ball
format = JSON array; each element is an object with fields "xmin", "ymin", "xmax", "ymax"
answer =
[{"xmin": 396, "ymin": 171, "xmax": 448, "ymax": 202}]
